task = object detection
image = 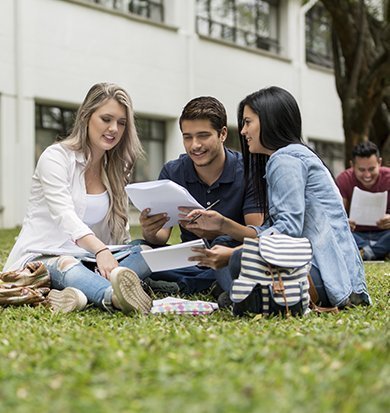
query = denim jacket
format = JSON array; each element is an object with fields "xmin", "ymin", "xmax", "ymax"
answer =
[{"xmin": 253, "ymin": 144, "xmax": 370, "ymax": 307}]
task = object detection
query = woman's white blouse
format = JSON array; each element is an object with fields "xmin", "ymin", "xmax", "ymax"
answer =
[
  {"xmin": 84, "ymin": 192, "xmax": 109, "ymax": 227},
  {"xmin": 4, "ymin": 144, "xmax": 115, "ymax": 271}
]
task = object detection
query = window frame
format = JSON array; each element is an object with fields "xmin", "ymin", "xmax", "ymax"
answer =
[
  {"xmin": 305, "ymin": 3, "xmax": 333, "ymax": 68},
  {"xmin": 196, "ymin": 0, "xmax": 280, "ymax": 53}
]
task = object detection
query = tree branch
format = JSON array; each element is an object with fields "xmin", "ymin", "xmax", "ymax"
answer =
[
  {"xmin": 331, "ymin": 25, "xmax": 344, "ymax": 98},
  {"xmin": 362, "ymin": 50, "xmax": 390, "ymax": 93},
  {"xmin": 345, "ymin": 0, "xmax": 366, "ymax": 102}
]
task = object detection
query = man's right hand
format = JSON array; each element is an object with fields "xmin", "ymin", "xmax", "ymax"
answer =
[
  {"xmin": 349, "ymin": 219, "xmax": 357, "ymax": 232},
  {"xmin": 139, "ymin": 208, "xmax": 170, "ymax": 243}
]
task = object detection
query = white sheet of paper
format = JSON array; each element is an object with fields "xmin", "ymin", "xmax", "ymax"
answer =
[
  {"xmin": 26, "ymin": 245, "xmax": 133, "ymax": 262},
  {"xmin": 140, "ymin": 239, "xmax": 206, "ymax": 272},
  {"xmin": 125, "ymin": 180, "xmax": 204, "ymax": 228},
  {"xmin": 349, "ymin": 187, "xmax": 387, "ymax": 226},
  {"xmin": 151, "ymin": 296, "xmax": 219, "ymax": 311}
]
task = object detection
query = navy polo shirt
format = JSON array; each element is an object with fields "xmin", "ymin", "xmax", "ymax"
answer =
[{"xmin": 159, "ymin": 148, "xmax": 261, "ymax": 243}]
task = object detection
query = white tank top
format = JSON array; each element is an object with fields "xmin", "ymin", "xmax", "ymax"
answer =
[{"xmin": 84, "ymin": 191, "xmax": 109, "ymax": 226}]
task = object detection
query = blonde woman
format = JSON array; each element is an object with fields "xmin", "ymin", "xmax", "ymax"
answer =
[{"xmin": 4, "ymin": 83, "xmax": 153, "ymax": 314}]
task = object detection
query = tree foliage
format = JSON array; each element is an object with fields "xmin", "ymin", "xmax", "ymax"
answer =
[{"xmin": 319, "ymin": 0, "xmax": 390, "ymax": 165}]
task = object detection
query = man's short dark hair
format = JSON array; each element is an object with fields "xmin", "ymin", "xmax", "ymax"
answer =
[
  {"xmin": 351, "ymin": 141, "xmax": 380, "ymax": 161},
  {"xmin": 179, "ymin": 96, "xmax": 227, "ymax": 134}
]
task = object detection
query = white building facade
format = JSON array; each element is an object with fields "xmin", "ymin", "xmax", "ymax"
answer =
[{"xmin": 0, "ymin": 0, "xmax": 344, "ymax": 228}]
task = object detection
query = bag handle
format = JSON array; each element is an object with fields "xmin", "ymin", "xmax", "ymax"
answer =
[
  {"xmin": 268, "ymin": 264, "xmax": 290, "ymax": 317},
  {"xmin": 307, "ymin": 274, "xmax": 339, "ymax": 314}
]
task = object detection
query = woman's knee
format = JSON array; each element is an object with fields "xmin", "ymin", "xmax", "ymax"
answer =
[{"xmin": 47, "ymin": 255, "xmax": 80, "ymax": 272}]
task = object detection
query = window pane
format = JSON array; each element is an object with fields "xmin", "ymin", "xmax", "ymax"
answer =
[
  {"xmin": 35, "ymin": 104, "xmax": 77, "ymax": 162},
  {"xmin": 86, "ymin": 0, "xmax": 164, "ymax": 23},
  {"xmin": 196, "ymin": 0, "xmax": 279, "ymax": 53},
  {"xmin": 308, "ymin": 139, "xmax": 345, "ymax": 177},
  {"xmin": 134, "ymin": 117, "xmax": 166, "ymax": 181},
  {"xmin": 134, "ymin": 140, "xmax": 164, "ymax": 181},
  {"xmin": 226, "ymin": 127, "xmax": 241, "ymax": 152},
  {"xmin": 305, "ymin": 3, "xmax": 333, "ymax": 68},
  {"xmin": 128, "ymin": 0, "xmax": 164, "ymax": 22}
]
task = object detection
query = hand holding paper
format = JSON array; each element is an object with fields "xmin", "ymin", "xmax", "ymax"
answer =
[
  {"xmin": 140, "ymin": 239, "xmax": 206, "ymax": 271},
  {"xmin": 125, "ymin": 180, "xmax": 204, "ymax": 228},
  {"xmin": 349, "ymin": 187, "xmax": 388, "ymax": 226}
]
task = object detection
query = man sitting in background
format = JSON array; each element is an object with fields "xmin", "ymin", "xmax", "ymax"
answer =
[{"xmin": 336, "ymin": 141, "xmax": 390, "ymax": 260}]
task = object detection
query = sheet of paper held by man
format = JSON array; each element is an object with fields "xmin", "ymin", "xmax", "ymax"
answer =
[
  {"xmin": 125, "ymin": 179, "xmax": 204, "ymax": 227},
  {"xmin": 140, "ymin": 239, "xmax": 206, "ymax": 272},
  {"xmin": 349, "ymin": 187, "xmax": 387, "ymax": 226}
]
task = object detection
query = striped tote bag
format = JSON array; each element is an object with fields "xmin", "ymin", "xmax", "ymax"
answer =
[{"xmin": 231, "ymin": 234, "xmax": 312, "ymax": 317}]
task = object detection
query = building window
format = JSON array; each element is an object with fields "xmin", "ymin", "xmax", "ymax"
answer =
[
  {"xmin": 305, "ymin": 3, "xmax": 333, "ymax": 68},
  {"xmin": 35, "ymin": 104, "xmax": 165, "ymax": 182},
  {"xmin": 308, "ymin": 139, "xmax": 345, "ymax": 177},
  {"xmin": 89, "ymin": 0, "xmax": 164, "ymax": 23},
  {"xmin": 196, "ymin": 0, "xmax": 280, "ymax": 53},
  {"xmin": 35, "ymin": 104, "xmax": 76, "ymax": 162},
  {"xmin": 226, "ymin": 126, "xmax": 241, "ymax": 152},
  {"xmin": 128, "ymin": 0, "xmax": 164, "ymax": 22},
  {"xmin": 134, "ymin": 117, "xmax": 166, "ymax": 181}
]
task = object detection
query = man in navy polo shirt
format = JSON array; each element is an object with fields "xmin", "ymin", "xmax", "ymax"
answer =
[{"xmin": 138, "ymin": 96, "xmax": 263, "ymax": 294}]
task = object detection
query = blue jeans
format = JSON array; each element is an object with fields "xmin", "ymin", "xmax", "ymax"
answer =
[
  {"xmin": 352, "ymin": 230, "xmax": 390, "ymax": 260},
  {"xmin": 44, "ymin": 245, "xmax": 151, "ymax": 310},
  {"xmin": 215, "ymin": 249, "xmax": 242, "ymax": 292},
  {"xmin": 309, "ymin": 264, "xmax": 331, "ymax": 307}
]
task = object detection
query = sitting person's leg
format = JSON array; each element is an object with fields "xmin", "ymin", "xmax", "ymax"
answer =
[
  {"xmin": 369, "ymin": 230, "xmax": 390, "ymax": 260},
  {"xmin": 44, "ymin": 256, "xmax": 151, "ymax": 313},
  {"xmin": 45, "ymin": 256, "xmax": 109, "ymax": 309},
  {"xmin": 352, "ymin": 230, "xmax": 386, "ymax": 260},
  {"xmin": 309, "ymin": 264, "xmax": 331, "ymax": 307},
  {"xmin": 150, "ymin": 266, "xmax": 216, "ymax": 294},
  {"xmin": 119, "ymin": 247, "xmax": 180, "ymax": 294},
  {"xmin": 210, "ymin": 235, "xmax": 241, "ymax": 248},
  {"xmin": 352, "ymin": 231, "xmax": 369, "ymax": 250},
  {"xmin": 215, "ymin": 249, "xmax": 242, "ymax": 292},
  {"xmin": 118, "ymin": 245, "xmax": 152, "ymax": 280}
]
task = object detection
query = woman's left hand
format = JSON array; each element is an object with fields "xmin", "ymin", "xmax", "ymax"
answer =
[
  {"xmin": 180, "ymin": 208, "xmax": 225, "ymax": 231},
  {"xmin": 189, "ymin": 245, "xmax": 234, "ymax": 270}
]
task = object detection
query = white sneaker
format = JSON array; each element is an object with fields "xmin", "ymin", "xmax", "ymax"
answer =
[
  {"xmin": 48, "ymin": 287, "xmax": 88, "ymax": 313},
  {"xmin": 110, "ymin": 267, "xmax": 152, "ymax": 315}
]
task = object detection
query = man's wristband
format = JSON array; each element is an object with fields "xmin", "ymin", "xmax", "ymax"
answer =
[{"xmin": 95, "ymin": 247, "xmax": 109, "ymax": 257}]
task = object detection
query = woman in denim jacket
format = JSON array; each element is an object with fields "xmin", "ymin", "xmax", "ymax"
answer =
[
  {"xmin": 188, "ymin": 86, "xmax": 370, "ymax": 308},
  {"xmin": 4, "ymin": 83, "xmax": 153, "ymax": 314}
]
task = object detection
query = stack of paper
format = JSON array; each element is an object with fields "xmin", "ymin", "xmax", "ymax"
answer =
[
  {"xmin": 125, "ymin": 180, "xmax": 204, "ymax": 227},
  {"xmin": 27, "ymin": 245, "xmax": 134, "ymax": 263},
  {"xmin": 140, "ymin": 239, "xmax": 206, "ymax": 271}
]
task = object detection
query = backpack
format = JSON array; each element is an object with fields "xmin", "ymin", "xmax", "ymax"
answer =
[
  {"xmin": 0, "ymin": 261, "xmax": 50, "ymax": 307},
  {"xmin": 230, "ymin": 234, "xmax": 312, "ymax": 317}
]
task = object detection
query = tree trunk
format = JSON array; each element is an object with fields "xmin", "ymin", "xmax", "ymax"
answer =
[{"xmin": 320, "ymin": 0, "xmax": 390, "ymax": 166}]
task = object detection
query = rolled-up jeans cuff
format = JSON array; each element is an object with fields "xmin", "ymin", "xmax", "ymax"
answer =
[{"xmin": 102, "ymin": 286, "xmax": 115, "ymax": 312}]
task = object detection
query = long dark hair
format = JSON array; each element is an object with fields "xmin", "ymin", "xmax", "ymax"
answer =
[{"xmin": 238, "ymin": 86, "xmax": 303, "ymax": 219}]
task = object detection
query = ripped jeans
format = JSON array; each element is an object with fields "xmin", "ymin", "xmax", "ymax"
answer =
[{"xmin": 42, "ymin": 245, "xmax": 152, "ymax": 310}]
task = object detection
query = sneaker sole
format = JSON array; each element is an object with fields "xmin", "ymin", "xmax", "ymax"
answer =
[
  {"xmin": 111, "ymin": 268, "xmax": 152, "ymax": 315},
  {"xmin": 48, "ymin": 287, "xmax": 88, "ymax": 313}
]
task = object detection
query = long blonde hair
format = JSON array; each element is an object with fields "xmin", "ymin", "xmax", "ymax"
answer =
[{"xmin": 63, "ymin": 82, "xmax": 144, "ymax": 243}]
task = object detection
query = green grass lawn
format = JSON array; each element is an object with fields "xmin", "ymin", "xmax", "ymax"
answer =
[{"xmin": 0, "ymin": 227, "xmax": 389, "ymax": 413}]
